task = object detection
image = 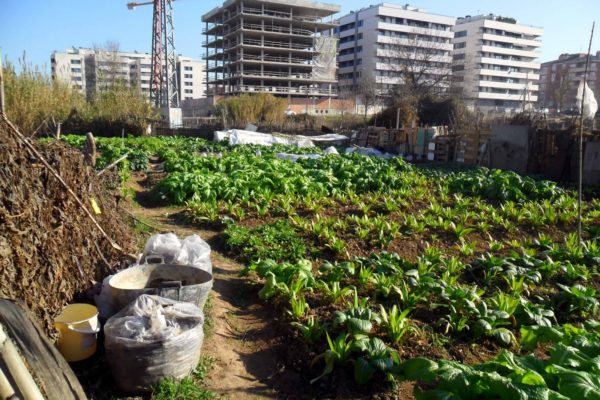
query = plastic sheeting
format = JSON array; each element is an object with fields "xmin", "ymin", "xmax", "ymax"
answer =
[
  {"xmin": 214, "ymin": 129, "xmax": 314, "ymax": 147},
  {"xmin": 576, "ymin": 80, "xmax": 598, "ymax": 120},
  {"xmin": 215, "ymin": 130, "xmax": 348, "ymax": 148},
  {"xmin": 104, "ymin": 295, "xmax": 204, "ymax": 393},
  {"xmin": 313, "ymin": 37, "xmax": 338, "ymax": 81}
]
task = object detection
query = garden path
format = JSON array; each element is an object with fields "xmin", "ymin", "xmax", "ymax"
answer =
[{"xmin": 127, "ymin": 170, "xmax": 303, "ymax": 399}]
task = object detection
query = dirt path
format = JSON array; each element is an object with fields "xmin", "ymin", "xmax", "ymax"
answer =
[{"xmin": 127, "ymin": 172, "xmax": 302, "ymax": 399}]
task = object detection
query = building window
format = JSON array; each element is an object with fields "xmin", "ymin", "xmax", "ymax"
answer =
[
  {"xmin": 453, "ymin": 53, "xmax": 466, "ymax": 61},
  {"xmin": 184, "ymin": 82, "xmax": 193, "ymax": 86},
  {"xmin": 184, "ymin": 73, "xmax": 193, "ymax": 78},
  {"xmin": 70, "ymin": 59, "xmax": 81, "ymax": 64},
  {"xmin": 184, "ymin": 89, "xmax": 193, "ymax": 94},
  {"xmin": 185, "ymin": 97, "xmax": 193, "ymax": 100},
  {"xmin": 184, "ymin": 66, "xmax": 193, "ymax": 71},
  {"xmin": 72, "ymin": 77, "xmax": 82, "ymax": 81},
  {"xmin": 454, "ymin": 42, "xmax": 466, "ymax": 49},
  {"xmin": 71, "ymin": 68, "xmax": 82, "ymax": 73},
  {"xmin": 455, "ymin": 30, "xmax": 467, "ymax": 38}
]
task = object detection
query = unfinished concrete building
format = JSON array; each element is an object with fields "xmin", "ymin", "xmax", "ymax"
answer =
[{"xmin": 202, "ymin": 0, "xmax": 340, "ymax": 111}]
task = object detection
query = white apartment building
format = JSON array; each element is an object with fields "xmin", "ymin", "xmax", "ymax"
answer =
[
  {"xmin": 334, "ymin": 3, "xmax": 455, "ymax": 94},
  {"xmin": 452, "ymin": 15, "xmax": 543, "ymax": 113},
  {"xmin": 51, "ymin": 48, "xmax": 206, "ymax": 101}
]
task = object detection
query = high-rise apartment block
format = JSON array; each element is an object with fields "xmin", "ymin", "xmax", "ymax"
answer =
[
  {"xmin": 51, "ymin": 48, "xmax": 206, "ymax": 102},
  {"xmin": 539, "ymin": 52, "xmax": 600, "ymax": 111},
  {"xmin": 334, "ymin": 3, "xmax": 455, "ymax": 94},
  {"xmin": 451, "ymin": 15, "xmax": 543, "ymax": 112},
  {"xmin": 202, "ymin": 0, "xmax": 340, "ymax": 101}
]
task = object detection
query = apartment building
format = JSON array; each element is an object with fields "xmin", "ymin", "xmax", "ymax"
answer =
[
  {"xmin": 51, "ymin": 48, "xmax": 206, "ymax": 101},
  {"xmin": 202, "ymin": 0, "xmax": 340, "ymax": 103},
  {"xmin": 334, "ymin": 3, "xmax": 455, "ymax": 95},
  {"xmin": 539, "ymin": 52, "xmax": 600, "ymax": 111},
  {"xmin": 452, "ymin": 15, "xmax": 543, "ymax": 113}
]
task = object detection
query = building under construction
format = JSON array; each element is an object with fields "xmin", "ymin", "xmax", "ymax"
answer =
[{"xmin": 202, "ymin": 0, "xmax": 340, "ymax": 112}]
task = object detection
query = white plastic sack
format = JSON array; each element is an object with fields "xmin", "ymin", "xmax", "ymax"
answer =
[
  {"xmin": 104, "ymin": 295, "xmax": 204, "ymax": 393},
  {"xmin": 276, "ymin": 153, "xmax": 322, "ymax": 162},
  {"xmin": 576, "ymin": 80, "xmax": 598, "ymax": 120},
  {"xmin": 324, "ymin": 146, "xmax": 339, "ymax": 155},
  {"xmin": 214, "ymin": 130, "xmax": 230, "ymax": 142},
  {"xmin": 345, "ymin": 146, "xmax": 395, "ymax": 158},
  {"xmin": 176, "ymin": 235, "xmax": 212, "ymax": 271},
  {"xmin": 141, "ymin": 233, "xmax": 212, "ymax": 274}
]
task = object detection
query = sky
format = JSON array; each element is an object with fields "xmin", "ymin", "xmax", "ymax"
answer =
[{"xmin": 1, "ymin": 0, "xmax": 599, "ymax": 71}]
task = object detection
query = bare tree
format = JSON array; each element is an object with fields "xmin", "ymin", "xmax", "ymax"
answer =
[
  {"xmin": 382, "ymin": 34, "xmax": 453, "ymax": 103},
  {"xmin": 336, "ymin": 84, "xmax": 357, "ymax": 127},
  {"xmin": 90, "ymin": 40, "xmax": 125, "ymax": 93},
  {"xmin": 355, "ymin": 71, "xmax": 380, "ymax": 119},
  {"xmin": 547, "ymin": 64, "xmax": 571, "ymax": 111}
]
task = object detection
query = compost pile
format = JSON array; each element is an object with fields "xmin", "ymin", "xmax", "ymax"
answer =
[{"xmin": 0, "ymin": 119, "xmax": 136, "ymax": 336}]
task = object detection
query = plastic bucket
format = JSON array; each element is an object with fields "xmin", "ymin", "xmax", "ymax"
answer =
[{"xmin": 54, "ymin": 304, "xmax": 100, "ymax": 362}]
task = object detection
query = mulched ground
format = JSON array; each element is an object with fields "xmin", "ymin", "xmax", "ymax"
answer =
[{"xmin": 0, "ymin": 121, "xmax": 136, "ymax": 337}]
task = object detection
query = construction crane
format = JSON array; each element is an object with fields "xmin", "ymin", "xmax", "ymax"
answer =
[{"xmin": 127, "ymin": 0, "xmax": 180, "ymax": 126}]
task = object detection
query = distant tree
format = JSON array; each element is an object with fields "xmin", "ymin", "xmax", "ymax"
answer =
[
  {"xmin": 383, "ymin": 35, "xmax": 454, "ymax": 103},
  {"xmin": 548, "ymin": 65, "xmax": 571, "ymax": 111},
  {"xmin": 88, "ymin": 41, "xmax": 125, "ymax": 96},
  {"xmin": 356, "ymin": 71, "xmax": 380, "ymax": 118}
]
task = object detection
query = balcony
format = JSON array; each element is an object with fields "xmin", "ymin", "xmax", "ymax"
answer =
[
  {"xmin": 479, "ymin": 68, "xmax": 540, "ymax": 80},
  {"xmin": 481, "ymin": 33, "xmax": 541, "ymax": 48},
  {"xmin": 210, "ymin": 22, "xmax": 315, "ymax": 38},
  {"xmin": 208, "ymin": 85, "xmax": 336, "ymax": 97},
  {"xmin": 479, "ymin": 44, "xmax": 541, "ymax": 59},
  {"xmin": 477, "ymin": 92, "xmax": 538, "ymax": 101},
  {"xmin": 480, "ymin": 56, "xmax": 541, "ymax": 70},
  {"xmin": 479, "ymin": 80, "xmax": 539, "ymax": 91},
  {"xmin": 221, "ymin": 70, "xmax": 336, "ymax": 83}
]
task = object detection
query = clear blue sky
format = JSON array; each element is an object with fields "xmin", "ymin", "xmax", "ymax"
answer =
[{"xmin": 1, "ymin": 0, "xmax": 598, "ymax": 71}]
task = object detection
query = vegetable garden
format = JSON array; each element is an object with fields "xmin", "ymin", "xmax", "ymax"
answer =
[{"xmin": 62, "ymin": 135, "xmax": 600, "ymax": 399}]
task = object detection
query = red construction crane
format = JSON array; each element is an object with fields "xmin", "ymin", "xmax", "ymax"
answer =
[{"xmin": 127, "ymin": 0, "xmax": 180, "ymax": 110}]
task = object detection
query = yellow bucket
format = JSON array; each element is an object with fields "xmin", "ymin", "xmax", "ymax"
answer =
[{"xmin": 54, "ymin": 304, "xmax": 100, "ymax": 362}]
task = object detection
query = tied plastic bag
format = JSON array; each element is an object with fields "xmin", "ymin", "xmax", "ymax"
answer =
[
  {"xmin": 104, "ymin": 295, "xmax": 204, "ymax": 393},
  {"xmin": 141, "ymin": 233, "xmax": 212, "ymax": 273},
  {"xmin": 576, "ymin": 80, "xmax": 598, "ymax": 120}
]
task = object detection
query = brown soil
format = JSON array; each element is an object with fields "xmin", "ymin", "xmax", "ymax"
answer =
[
  {"xmin": 128, "ymin": 169, "xmax": 419, "ymax": 399},
  {"xmin": 0, "ymin": 121, "xmax": 136, "ymax": 336}
]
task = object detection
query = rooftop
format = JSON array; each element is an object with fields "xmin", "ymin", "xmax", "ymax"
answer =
[
  {"xmin": 456, "ymin": 14, "xmax": 542, "ymax": 29},
  {"xmin": 202, "ymin": 0, "xmax": 340, "ymax": 22},
  {"xmin": 342, "ymin": 3, "xmax": 455, "ymax": 19}
]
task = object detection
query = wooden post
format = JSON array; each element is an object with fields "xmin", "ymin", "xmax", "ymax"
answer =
[
  {"xmin": 0, "ymin": 325, "xmax": 45, "ymax": 400},
  {"xmin": 84, "ymin": 132, "xmax": 97, "ymax": 167},
  {"xmin": 0, "ymin": 49, "xmax": 5, "ymax": 116},
  {"xmin": 578, "ymin": 22, "xmax": 595, "ymax": 247}
]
